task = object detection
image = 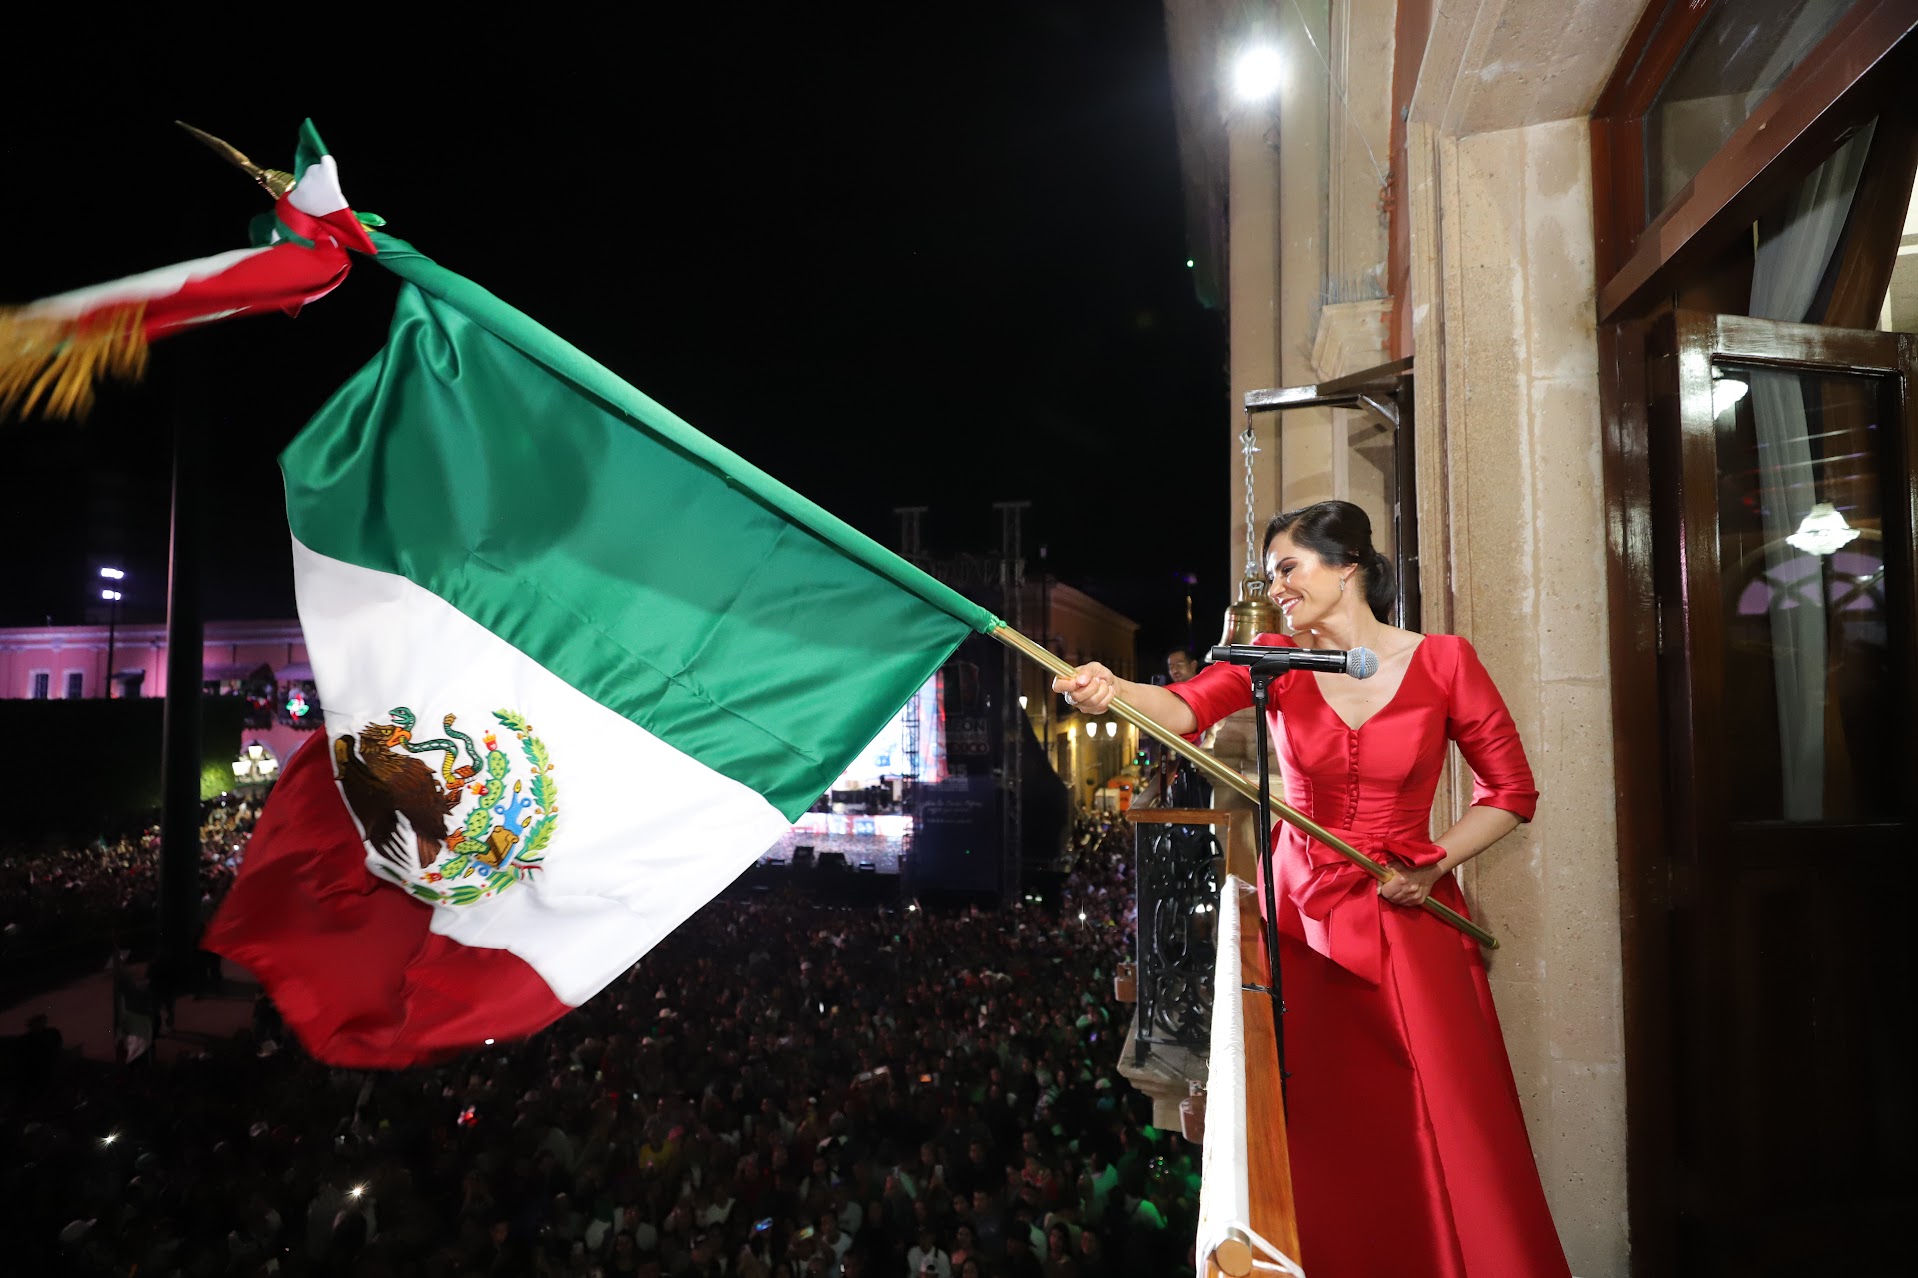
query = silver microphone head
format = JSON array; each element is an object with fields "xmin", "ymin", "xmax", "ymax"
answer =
[{"xmin": 1347, "ymin": 646, "xmax": 1379, "ymax": 679}]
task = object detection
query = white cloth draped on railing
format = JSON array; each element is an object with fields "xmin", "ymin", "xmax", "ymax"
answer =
[{"xmin": 1195, "ymin": 875, "xmax": 1305, "ymax": 1277}]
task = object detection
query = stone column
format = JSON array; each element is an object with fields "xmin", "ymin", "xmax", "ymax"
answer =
[{"xmin": 1431, "ymin": 115, "xmax": 1628, "ymax": 1278}]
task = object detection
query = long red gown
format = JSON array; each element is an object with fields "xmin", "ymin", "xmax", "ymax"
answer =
[{"xmin": 1168, "ymin": 633, "xmax": 1571, "ymax": 1278}]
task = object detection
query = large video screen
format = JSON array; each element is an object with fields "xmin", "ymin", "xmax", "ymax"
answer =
[
  {"xmin": 760, "ymin": 675, "xmax": 943, "ymax": 871},
  {"xmin": 829, "ymin": 674, "xmax": 943, "ymax": 790}
]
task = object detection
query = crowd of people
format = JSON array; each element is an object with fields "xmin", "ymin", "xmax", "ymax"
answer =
[
  {"xmin": 0, "ymin": 798, "xmax": 257, "ymax": 970},
  {"xmin": 4, "ymin": 811, "xmax": 1204, "ymax": 1278}
]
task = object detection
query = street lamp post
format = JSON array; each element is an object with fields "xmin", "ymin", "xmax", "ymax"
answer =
[{"xmin": 99, "ymin": 568, "xmax": 124, "ymax": 698}]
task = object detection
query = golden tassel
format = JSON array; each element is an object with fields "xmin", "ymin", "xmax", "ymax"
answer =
[{"xmin": 0, "ymin": 303, "xmax": 150, "ymax": 421}]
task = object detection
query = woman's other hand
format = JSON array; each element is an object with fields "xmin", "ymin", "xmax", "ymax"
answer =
[
  {"xmin": 1379, "ymin": 863, "xmax": 1444, "ymax": 907},
  {"xmin": 1051, "ymin": 663, "xmax": 1118, "ymax": 714}
]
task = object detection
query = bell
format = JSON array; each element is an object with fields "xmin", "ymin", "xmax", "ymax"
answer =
[{"xmin": 1220, "ymin": 574, "xmax": 1282, "ymax": 647}]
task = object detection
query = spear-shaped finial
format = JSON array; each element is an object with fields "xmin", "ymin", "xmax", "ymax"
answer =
[{"xmin": 175, "ymin": 121, "xmax": 297, "ymax": 200}]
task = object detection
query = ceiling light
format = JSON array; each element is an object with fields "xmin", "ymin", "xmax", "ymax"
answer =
[{"xmin": 1785, "ymin": 502, "xmax": 1860, "ymax": 556}]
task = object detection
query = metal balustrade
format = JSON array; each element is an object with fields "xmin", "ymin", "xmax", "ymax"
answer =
[{"xmin": 1133, "ymin": 815, "xmax": 1222, "ymax": 1064}]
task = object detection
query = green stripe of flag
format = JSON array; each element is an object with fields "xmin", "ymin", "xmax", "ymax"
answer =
[
  {"xmin": 368, "ymin": 233, "xmax": 994, "ymax": 629},
  {"xmin": 282, "ymin": 233, "xmax": 1000, "ymax": 818}
]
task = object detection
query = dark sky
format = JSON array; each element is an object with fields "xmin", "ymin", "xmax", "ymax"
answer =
[{"xmin": 2, "ymin": 5, "xmax": 1228, "ymax": 663}]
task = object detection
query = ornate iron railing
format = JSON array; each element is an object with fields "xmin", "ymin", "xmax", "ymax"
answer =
[{"xmin": 1134, "ymin": 815, "xmax": 1222, "ymax": 1063}]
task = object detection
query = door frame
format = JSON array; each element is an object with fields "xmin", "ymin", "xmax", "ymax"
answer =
[
  {"xmin": 1592, "ymin": 7, "xmax": 1918, "ymax": 1271},
  {"xmin": 1609, "ymin": 307, "xmax": 1918, "ymax": 1271}
]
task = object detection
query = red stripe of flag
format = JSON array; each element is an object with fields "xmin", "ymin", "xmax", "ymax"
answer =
[{"xmin": 140, "ymin": 241, "xmax": 357, "ymax": 339}]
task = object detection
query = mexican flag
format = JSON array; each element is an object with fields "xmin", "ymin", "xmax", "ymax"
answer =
[{"xmin": 204, "ymin": 232, "xmax": 998, "ymax": 1067}]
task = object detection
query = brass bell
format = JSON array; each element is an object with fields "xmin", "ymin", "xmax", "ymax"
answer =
[{"xmin": 1220, "ymin": 574, "xmax": 1283, "ymax": 647}]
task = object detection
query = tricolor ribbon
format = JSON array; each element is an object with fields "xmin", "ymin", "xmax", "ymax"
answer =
[{"xmin": 1, "ymin": 119, "xmax": 375, "ymax": 420}]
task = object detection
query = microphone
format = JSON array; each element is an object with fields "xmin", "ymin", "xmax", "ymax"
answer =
[{"xmin": 1206, "ymin": 644, "xmax": 1379, "ymax": 679}]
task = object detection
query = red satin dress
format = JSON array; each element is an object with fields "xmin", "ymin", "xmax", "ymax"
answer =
[{"xmin": 1169, "ymin": 633, "xmax": 1571, "ymax": 1278}]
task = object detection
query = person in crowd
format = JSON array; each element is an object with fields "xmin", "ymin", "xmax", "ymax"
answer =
[
  {"xmin": 1053, "ymin": 498, "xmax": 1571, "ymax": 1277},
  {"xmin": 907, "ymin": 1224, "xmax": 952, "ymax": 1278},
  {"xmin": 948, "ymin": 1221, "xmax": 979, "ymax": 1273},
  {"xmin": 1044, "ymin": 1221, "xmax": 1080, "ymax": 1278},
  {"xmin": 1076, "ymin": 1226, "xmax": 1110, "ymax": 1278}
]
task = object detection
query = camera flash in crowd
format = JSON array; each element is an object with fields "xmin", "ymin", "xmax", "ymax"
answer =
[
  {"xmin": 349, "ymin": 1184, "xmax": 367, "ymax": 1199},
  {"xmin": 100, "ymin": 1132, "xmax": 119, "ymax": 1147}
]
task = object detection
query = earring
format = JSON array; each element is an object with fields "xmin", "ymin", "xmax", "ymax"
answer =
[{"xmin": 1339, "ymin": 577, "xmax": 1347, "ymax": 594}]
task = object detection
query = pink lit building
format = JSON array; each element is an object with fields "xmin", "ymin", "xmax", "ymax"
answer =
[{"xmin": 0, "ymin": 619, "xmax": 320, "ymax": 765}]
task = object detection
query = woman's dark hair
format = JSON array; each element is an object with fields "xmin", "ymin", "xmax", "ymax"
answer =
[{"xmin": 1264, "ymin": 500, "xmax": 1398, "ymax": 623}]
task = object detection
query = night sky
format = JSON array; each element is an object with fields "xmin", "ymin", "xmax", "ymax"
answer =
[{"xmin": 2, "ymin": 5, "xmax": 1228, "ymax": 664}]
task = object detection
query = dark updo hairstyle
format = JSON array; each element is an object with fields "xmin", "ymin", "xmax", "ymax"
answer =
[{"xmin": 1264, "ymin": 500, "xmax": 1398, "ymax": 623}]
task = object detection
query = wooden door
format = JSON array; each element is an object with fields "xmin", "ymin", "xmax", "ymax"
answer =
[{"xmin": 1643, "ymin": 311, "xmax": 1918, "ymax": 1273}]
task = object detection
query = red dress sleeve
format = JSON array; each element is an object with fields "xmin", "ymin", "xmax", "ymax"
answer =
[
  {"xmin": 1445, "ymin": 637, "xmax": 1539, "ymax": 822},
  {"xmin": 1164, "ymin": 633, "xmax": 1296, "ymax": 739}
]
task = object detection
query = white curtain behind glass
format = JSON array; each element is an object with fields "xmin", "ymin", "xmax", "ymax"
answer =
[{"xmin": 1747, "ymin": 120, "xmax": 1873, "ymax": 819}]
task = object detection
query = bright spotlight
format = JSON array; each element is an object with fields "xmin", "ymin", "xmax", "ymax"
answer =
[
  {"xmin": 99, "ymin": 567, "xmax": 125, "ymax": 580},
  {"xmin": 1233, "ymin": 46, "xmax": 1284, "ymax": 103},
  {"xmin": 101, "ymin": 589, "xmax": 122, "ymax": 602},
  {"xmin": 349, "ymin": 1184, "xmax": 367, "ymax": 1199},
  {"xmin": 1078, "ymin": 911, "xmax": 1087, "ymax": 922},
  {"xmin": 484, "ymin": 1038, "xmax": 495, "ymax": 1046}
]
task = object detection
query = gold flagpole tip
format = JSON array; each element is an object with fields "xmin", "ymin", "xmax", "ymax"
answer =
[{"xmin": 174, "ymin": 121, "xmax": 296, "ymax": 200}]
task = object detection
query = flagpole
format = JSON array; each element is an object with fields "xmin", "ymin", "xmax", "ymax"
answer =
[
  {"xmin": 156, "ymin": 351, "xmax": 207, "ymax": 1012},
  {"xmin": 987, "ymin": 624, "xmax": 1497, "ymax": 949}
]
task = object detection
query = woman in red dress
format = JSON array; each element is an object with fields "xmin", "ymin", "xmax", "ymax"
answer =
[{"xmin": 1053, "ymin": 501, "xmax": 1571, "ymax": 1278}]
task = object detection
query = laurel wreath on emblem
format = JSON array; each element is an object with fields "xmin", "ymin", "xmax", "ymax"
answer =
[{"xmin": 338, "ymin": 707, "xmax": 557, "ymax": 907}]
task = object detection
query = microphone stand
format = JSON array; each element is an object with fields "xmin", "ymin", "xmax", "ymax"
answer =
[{"xmin": 1248, "ymin": 655, "xmax": 1290, "ymax": 1104}]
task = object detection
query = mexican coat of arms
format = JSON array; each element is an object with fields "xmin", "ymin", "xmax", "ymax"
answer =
[{"xmin": 335, "ymin": 707, "xmax": 557, "ymax": 905}]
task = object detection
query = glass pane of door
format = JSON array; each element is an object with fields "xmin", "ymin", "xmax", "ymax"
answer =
[{"xmin": 1711, "ymin": 361, "xmax": 1900, "ymax": 822}]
